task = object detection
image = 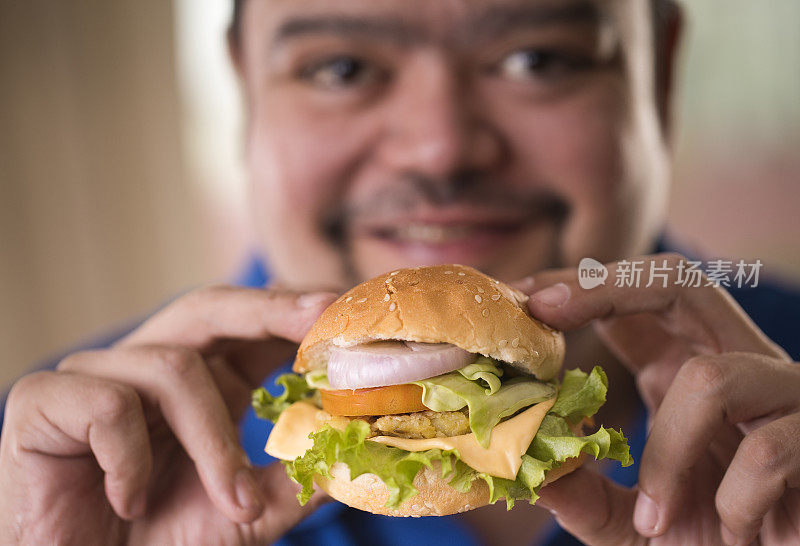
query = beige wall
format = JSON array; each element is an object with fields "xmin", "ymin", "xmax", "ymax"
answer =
[
  {"xmin": 0, "ymin": 1, "xmax": 208, "ymax": 388},
  {"xmin": 669, "ymin": 0, "xmax": 800, "ymax": 281}
]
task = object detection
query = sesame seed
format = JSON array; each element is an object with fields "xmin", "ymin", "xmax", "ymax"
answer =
[
  {"xmin": 482, "ymin": 309, "xmax": 489, "ymax": 317},
  {"xmin": 383, "ymin": 294, "xmax": 390, "ymax": 302},
  {"xmin": 457, "ymin": 272, "xmax": 466, "ymax": 276},
  {"xmin": 357, "ymin": 297, "xmax": 367, "ymax": 303},
  {"xmin": 389, "ymin": 302, "xmax": 396, "ymax": 311},
  {"xmin": 511, "ymin": 338, "xmax": 519, "ymax": 348},
  {"xmin": 491, "ymin": 294, "xmax": 501, "ymax": 301},
  {"xmin": 474, "ymin": 294, "xmax": 482, "ymax": 303},
  {"xmin": 494, "ymin": 279, "xmax": 500, "ymax": 284},
  {"xmin": 390, "ymin": 270, "xmax": 399, "ymax": 276},
  {"xmin": 444, "ymin": 271, "xmax": 453, "ymax": 275},
  {"xmin": 345, "ymin": 296, "xmax": 353, "ymax": 303}
]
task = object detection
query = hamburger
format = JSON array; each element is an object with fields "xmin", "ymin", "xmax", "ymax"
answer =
[{"xmin": 253, "ymin": 264, "xmax": 632, "ymax": 517}]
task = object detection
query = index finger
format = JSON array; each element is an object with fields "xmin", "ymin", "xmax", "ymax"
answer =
[
  {"xmin": 119, "ymin": 286, "xmax": 338, "ymax": 350},
  {"xmin": 519, "ymin": 253, "xmax": 787, "ymax": 359}
]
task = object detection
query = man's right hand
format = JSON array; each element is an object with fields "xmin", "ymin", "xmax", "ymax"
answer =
[{"xmin": 0, "ymin": 285, "xmax": 337, "ymax": 545}]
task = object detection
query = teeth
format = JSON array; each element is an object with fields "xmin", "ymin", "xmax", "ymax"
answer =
[{"xmin": 394, "ymin": 224, "xmax": 472, "ymax": 243}]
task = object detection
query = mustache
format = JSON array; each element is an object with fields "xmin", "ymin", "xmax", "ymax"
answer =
[{"xmin": 322, "ymin": 172, "xmax": 570, "ymax": 240}]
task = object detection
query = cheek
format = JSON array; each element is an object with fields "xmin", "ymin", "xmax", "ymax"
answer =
[
  {"xmin": 510, "ymin": 80, "xmax": 626, "ymax": 203},
  {"xmin": 249, "ymin": 107, "xmax": 350, "ymax": 219},
  {"xmin": 494, "ymin": 77, "xmax": 640, "ymax": 262},
  {"xmin": 245, "ymin": 91, "xmax": 382, "ymax": 286},
  {"xmin": 254, "ymin": 83, "xmax": 385, "ymax": 221}
]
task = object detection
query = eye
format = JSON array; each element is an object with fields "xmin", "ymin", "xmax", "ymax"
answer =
[
  {"xmin": 496, "ymin": 49, "xmax": 592, "ymax": 82},
  {"xmin": 300, "ymin": 55, "xmax": 382, "ymax": 90}
]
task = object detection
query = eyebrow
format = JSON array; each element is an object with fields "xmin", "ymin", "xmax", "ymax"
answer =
[
  {"xmin": 271, "ymin": 2, "xmax": 601, "ymax": 48},
  {"xmin": 272, "ymin": 16, "xmax": 425, "ymax": 48},
  {"xmin": 468, "ymin": 1, "xmax": 601, "ymax": 44}
]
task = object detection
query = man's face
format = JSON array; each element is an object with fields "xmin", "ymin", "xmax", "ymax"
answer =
[{"xmin": 237, "ymin": 0, "xmax": 670, "ymax": 289}]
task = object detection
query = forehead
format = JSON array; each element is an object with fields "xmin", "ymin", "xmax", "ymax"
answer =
[{"xmin": 242, "ymin": 0, "xmax": 626, "ymax": 47}]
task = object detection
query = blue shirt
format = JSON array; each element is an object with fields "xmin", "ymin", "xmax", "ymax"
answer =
[{"xmin": 3, "ymin": 245, "xmax": 800, "ymax": 545}]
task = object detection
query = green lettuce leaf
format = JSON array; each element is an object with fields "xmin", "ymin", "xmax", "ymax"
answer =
[
  {"xmin": 415, "ymin": 372, "xmax": 556, "ymax": 448},
  {"xmin": 252, "ymin": 373, "xmax": 313, "ymax": 423},
  {"xmin": 528, "ymin": 414, "xmax": 633, "ymax": 467},
  {"xmin": 457, "ymin": 356, "xmax": 503, "ymax": 394},
  {"xmin": 551, "ymin": 366, "xmax": 609, "ymax": 423},
  {"xmin": 285, "ymin": 419, "xmax": 460, "ymax": 507}
]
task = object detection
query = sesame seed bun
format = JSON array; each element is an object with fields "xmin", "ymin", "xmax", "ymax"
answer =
[
  {"xmin": 294, "ymin": 264, "xmax": 565, "ymax": 381},
  {"xmin": 314, "ymin": 454, "xmax": 587, "ymax": 517}
]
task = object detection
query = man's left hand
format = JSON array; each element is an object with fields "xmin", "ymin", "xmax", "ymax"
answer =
[{"xmin": 514, "ymin": 253, "xmax": 799, "ymax": 546}]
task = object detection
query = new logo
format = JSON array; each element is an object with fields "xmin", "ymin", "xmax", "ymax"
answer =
[{"xmin": 578, "ymin": 257, "xmax": 608, "ymax": 289}]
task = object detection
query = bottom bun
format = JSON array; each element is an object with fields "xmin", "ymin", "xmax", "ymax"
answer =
[{"xmin": 315, "ymin": 454, "xmax": 587, "ymax": 517}]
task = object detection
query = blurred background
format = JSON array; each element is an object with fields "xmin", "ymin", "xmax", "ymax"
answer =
[{"xmin": 1, "ymin": 0, "xmax": 799, "ymax": 389}]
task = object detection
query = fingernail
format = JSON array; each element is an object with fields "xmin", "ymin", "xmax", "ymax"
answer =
[
  {"xmin": 532, "ymin": 283, "xmax": 571, "ymax": 307},
  {"xmin": 720, "ymin": 524, "xmax": 738, "ymax": 546},
  {"xmin": 235, "ymin": 468, "xmax": 263, "ymax": 512},
  {"xmin": 297, "ymin": 293, "xmax": 333, "ymax": 309},
  {"xmin": 633, "ymin": 491, "xmax": 660, "ymax": 534},
  {"xmin": 511, "ymin": 276, "xmax": 536, "ymax": 292}
]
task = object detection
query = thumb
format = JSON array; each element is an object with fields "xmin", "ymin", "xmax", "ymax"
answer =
[
  {"xmin": 250, "ymin": 462, "xmax": 331, "ymax": 541},
  {"xmin": 537, "ymin": 467, "xmax": 640, "ymax": 546}
]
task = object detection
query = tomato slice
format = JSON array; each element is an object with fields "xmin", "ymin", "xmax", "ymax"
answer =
[{"xmin": 320, "ymin": 384, "xmax": 426, "ymax": 416}]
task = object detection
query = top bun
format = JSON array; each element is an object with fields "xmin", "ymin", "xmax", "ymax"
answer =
[{"xmin": 295, "ymin": 264, "xmax": 564, "ymax": 380}]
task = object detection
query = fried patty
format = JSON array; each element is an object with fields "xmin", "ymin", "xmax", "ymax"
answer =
[{"xmin": 362, "ymin": 410, "xmax": 470, "ymax": 439}]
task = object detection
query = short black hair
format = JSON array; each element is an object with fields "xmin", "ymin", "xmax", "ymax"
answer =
[
  {"xmin": 230, "ymin": 0, "xmax": 245, "ymax": 47},
  {"xmin": 230, "ymin": 0, "xmax": 673, "ymax": 52}
]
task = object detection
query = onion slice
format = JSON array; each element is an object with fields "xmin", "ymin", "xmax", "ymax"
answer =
[{"xmin": 327, "ymin": 341, "xmax": 475, "ymax": 390}]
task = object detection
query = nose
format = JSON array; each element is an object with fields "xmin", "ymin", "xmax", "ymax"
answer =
[{"xmin": 379, "ymin": 55, "xmax": 504, "ymax": 179}]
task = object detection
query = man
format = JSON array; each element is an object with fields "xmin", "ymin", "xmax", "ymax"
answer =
[{"xmin": 1, "ymin": 0, "xmax": 799, "ymax": 544}]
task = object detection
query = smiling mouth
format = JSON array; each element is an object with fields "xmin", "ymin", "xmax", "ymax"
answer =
[{"xmin": 335, "ymin": 195, "xmax": 569, "ymax": 256}]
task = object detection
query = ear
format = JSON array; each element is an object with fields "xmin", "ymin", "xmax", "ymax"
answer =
[{"xmin": 655, "ymin": 1, "xmax": 683, "ymax": 141}]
